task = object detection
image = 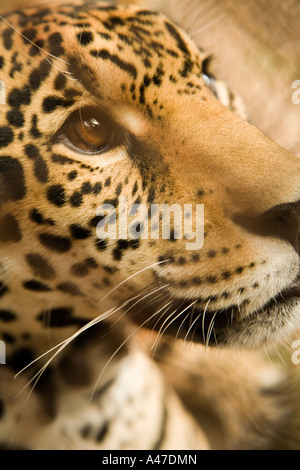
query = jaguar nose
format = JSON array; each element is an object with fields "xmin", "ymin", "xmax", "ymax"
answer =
[{"xmin": 233, "ymin": 199, "xmax": 300, "ymax": 254}]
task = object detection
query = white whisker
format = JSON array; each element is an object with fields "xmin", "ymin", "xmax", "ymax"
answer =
[
  {"xmin": 205, "ymin": 310, "xmax": 218, "ymax": 348},
  {"xmin": 90, "ymin": 305, "xmax": 166, "ymax": 399},
  {"xmin": 98, "ymin": 260, "xmax": 170, "ymax": 304},
  {"xmin": 190, "ymin": 14, "xmax": 226, "ymax": 38},
  {"xmin": 202, "ymin": 299, "xmax": 211, "ymax": 344}
]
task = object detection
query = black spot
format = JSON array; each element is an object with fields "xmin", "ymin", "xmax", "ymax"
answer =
[
  {"xmin": 29, "ymin": 59, "xmax": 52, "ymax": 91},
  {"xmin": 48, "ymin": 32, "xmax": 64, "ymax": 57},
  {"xmin": 235, "ymin": 267, "xmax": 244, "ymax": 274},
  {"xmin": 6, "ymin": 110, "xmax": 24, "ymax": 128},
  {"xmin": 221, "ymin": 271, "xmax": 231, "ymax": 280},
  {"xmin": 207, "ymin": 250, "xmax": 216, "ymax": 258},
  {"xmin": 36, "ymin": 307, "xmax": 76, "ymax": 327},
  {"xmin": 0, "ymin": 56, "xmax": 4, "ymax": 69},
  {"xmin": 132, "ymin": 181, "xmax": 138, "ymax": 196},
  {"xmin": 0, "ymin": 214, "xmax": 22, "ymax": 242},
  {"xmin": 158, "ymin": 255, "xmax": 174, "ymax": 265},
  {"xmin": 169, "ymin": 229, "xmax": 177, "ymax": 242},
  {"xmin": 42, "ymin": 96, "xmax": 74, "ymax": 113},
  {"xmin": 54, "ymin": 72, "xmax": 67, "ymax": 90},
  {"xmin": 104, "ymin": 197, "xmax": 118, "ymax": 207},
  {"xmin": 221, "ymin": 292, "xmax": 230, "ymax": 299},
  {"xmin": 93, "ymin": 182, "xmax": 102, "ymax": 195},
  {"xmin": 89, "ymin": 215, "xmax": 104, "ymax": 227},
  {"xmin": 95, "ymin": 422, "xmax": 109, "ymax": 443},
  {"xmin": 21, "ymin": 27, "xmax": 37, "ymax": 43},
  {"xmin": 0, "ymin": 282, "xmax": 8, "ymax": 298},
  {"xmin": 0, "ymin": 156, "xmax": 26, "ymax": 202},
  {"xmin": 68, "ymin": 170, "xmax": 78, "ymax": 180},
  {"xmin": 81, "ymin": 182, "xmax": 93, "ymax": 194},
  {"xmin": 90, "ymin": 49, "xmax": 137, "ymax": 79},
  {"xmin": 9, "ymin": 52, "xmax": 22, "ymax": 77},
  {"xmin": 2, "ymin": 28, "xmax": 13, "ymax": 50},
  {"xmin": 0, "ymin": 400, "xmax": 4, "ymax": 419},
  {"xmin": 2, "ymin": 332, "xmax": 14, "ymax": 343},
  {"xmin": 136, "ymin": 9, "xmax": 159, "ymax": 16},
  {"xmin": 47, "ymin": 184, "xmax": 66, "ymax": 207},
  {"xmin": 71, "ymin": 263, "xmax": 89, "ymax": 277},
  {"xmin": 95, "ymin": 239, "xmax": 107, "ymax": 251},
  {"xmin": 29, "ymin": 39, "xmax": 45, "ymax": 57},
  {"xmin": 70, "ymin": 191, "xmax": 83, "ymax": 207},
  {"xmin": 192, "ymin": 276, "xmax": 202, "ymax": 285},
  {"xmin": 98, "ymin": 32, "xmax": 112, "ymax": 40},
  {"xmin": 0, "ymin": 309, "xmax": 17, "ymax": 322},
  {"xmin": 39, "ymin": 233, "xmax": 72, "ymax": 252},
  {"xmin": 77, "ymin": 31, "xmax": 94, "ymax": 46},
  {"xmin": 8, "ymin": 86, "xmax": 31, "ymax": 108},
  {"xmin": 75, "ymin": 23, "xmax": 92, "ymax": 28},
  {"xmin": 180, "ymin": 59, "xmax": 193, "ymax": 78},
  {"xmin": 206, "ymin": 275, "xmax": 218, "ymax": 284},
  {"xmin": 52, "ymin": 154, "xmax": 76, "ymax": 165},
  {"xmin": 24, "ymin": 144, "xmax": 49, "ymax": 183},
  {"xmin": 85, "ymin": 257, "xmax": 98, "ymax": 269},
  {"xmin": 116, "ymin": 183, "xmax": 122, "ymax": 196},
  {"xmin": 23, "ymin": 280, "xmax": 52, "ymax": 292},
  {"xmin": 103, "ymin": 264, "xmax": 117, "ymax": 274},
  {"xmin": 25, "ymin": 253, "xmax": 56, "ymax": 280},
  {"xmin": 0, "ymin": 127, "xmax": 14, "ymax": 148},
  {"xmin": 29, "ymin": 208, "xmax": 55, "ymax": 226},
  {"xmin": 69, "ymin": 224, "xmax": 91, "ymax": 240},
  {"xmin": 139, "ymin": 84, "xmax": 146, "ymax": 104},
  {"xmin": 112, "ymin": 239, "xmax": 138, "ymax": 261},
  {"xmin": 57, "ymin": 282, "xmax": 82, "ymax": 296},
  {"xmin": 30, "ymin": 114, "xmax": 42, "ymax": 138},
  {"xmin": 104, "ymin": 177, "xmax": 111, "ymax": 187},
  {"xmin": 96, "ymin": 5, "xmax": 117, "ymax": 11},
  {"xmin": 164, "ymin": 21, "xmax": 189, "ymax": 55},
  {"xmin": 10, "ymin": 347, "xmax": 35, "ymax": 372},
  {"xmin": 147, "ymin": 186, "xmax": 155, "ymax": 205},
  {"xmin": 80, "ymin": 425, "xmax": 91, "ymax": 439}
]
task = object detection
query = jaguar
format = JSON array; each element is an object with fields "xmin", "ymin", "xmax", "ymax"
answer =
[{"xmin": 0, "ymin": 0, "xmax": 299, "ymax": 449}]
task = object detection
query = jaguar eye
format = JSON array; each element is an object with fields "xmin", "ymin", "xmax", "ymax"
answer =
[
  {"xmin": 203, "ymin": 73, "xmax": 212, "ymax": 88},
  {"xmin": 203, "ymin": 73, "xmax": 218, "ymax": 98},
  {"xmin": 58, "ymin": 107, "xmax": 115, "ymax": 154}
]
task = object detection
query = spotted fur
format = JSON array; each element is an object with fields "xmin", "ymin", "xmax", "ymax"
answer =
[{"xmin": 0, "ymin": 1, "xmax": 300, "ymax": 450}]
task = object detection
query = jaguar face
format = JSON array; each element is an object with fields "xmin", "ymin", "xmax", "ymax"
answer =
[{"xmin": 0, "ymin": 1, "xmax": 299, "ymax": 356}]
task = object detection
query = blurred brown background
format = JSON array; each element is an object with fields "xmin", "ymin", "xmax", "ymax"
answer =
[{"xmin": 1, "ymin": 0, "xmax": 299, "ymax": 153}]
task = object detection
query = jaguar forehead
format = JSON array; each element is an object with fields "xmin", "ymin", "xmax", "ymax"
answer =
[{"xmin": 67, "ymin": 55, "xmax": 102, "ymax": 99}]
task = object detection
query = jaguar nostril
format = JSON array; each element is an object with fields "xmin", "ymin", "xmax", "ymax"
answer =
[{"xmin": 233, "ymin": 199, "xmax": 300, "ymax": 254}]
